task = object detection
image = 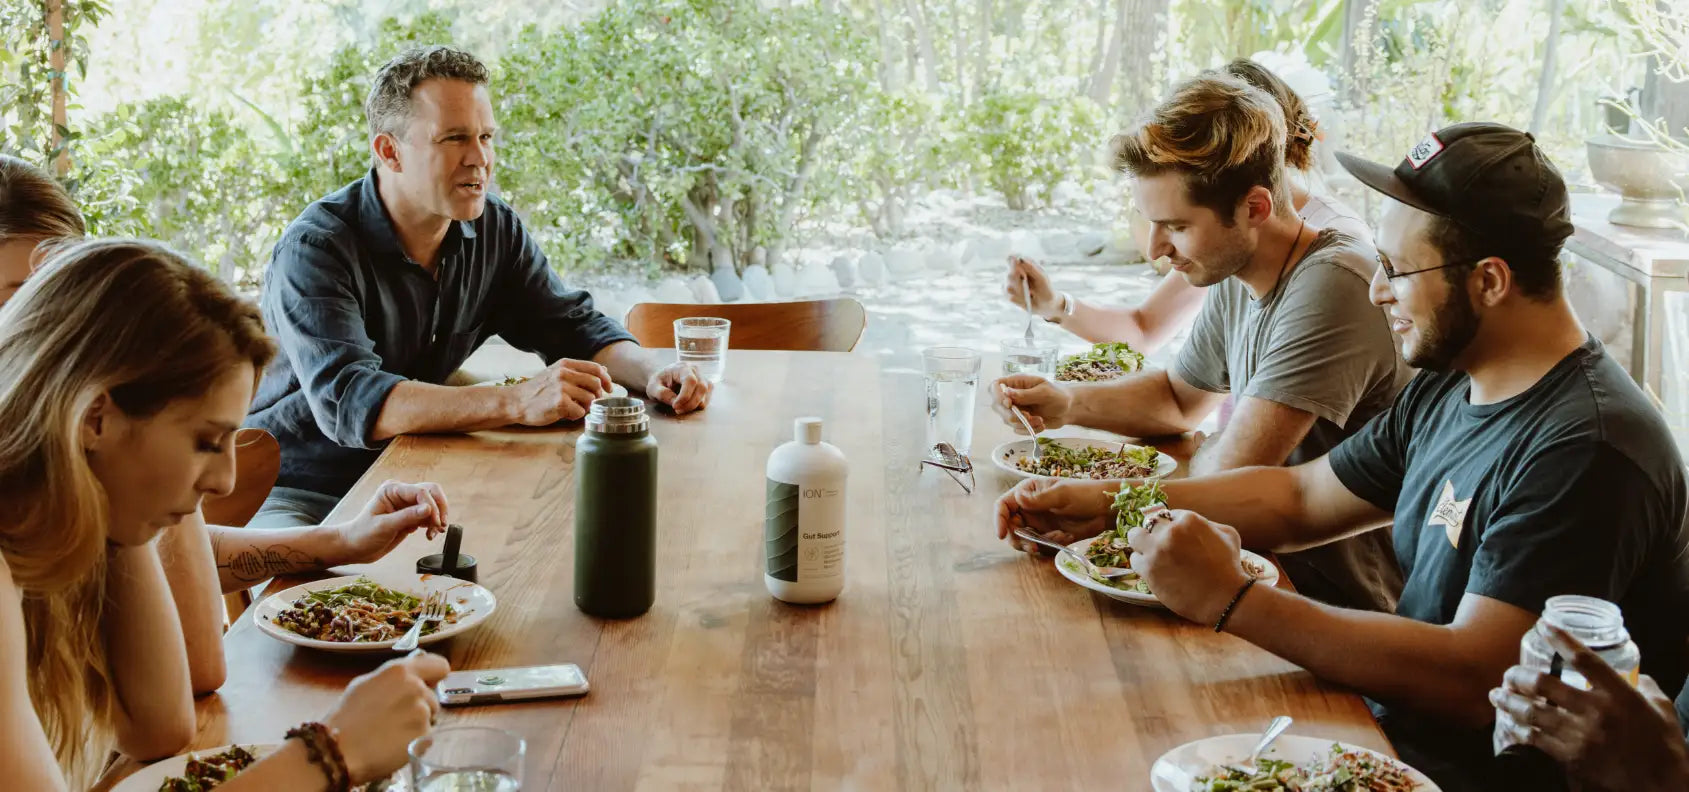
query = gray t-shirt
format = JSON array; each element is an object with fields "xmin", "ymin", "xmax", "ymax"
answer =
[{"xmin": 1174, "ymin": 229, "xmax": 1411, "ymax": 612}]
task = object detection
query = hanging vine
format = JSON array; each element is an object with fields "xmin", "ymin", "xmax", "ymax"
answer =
[{"xmin": 0, "ymin": 0, "xmax": 111, "ymax": 175}]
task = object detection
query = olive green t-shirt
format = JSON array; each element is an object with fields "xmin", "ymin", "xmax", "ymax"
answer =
[{"xmin": 1174, "ymin": 229, "xmax": 1411, "ymax": 612}]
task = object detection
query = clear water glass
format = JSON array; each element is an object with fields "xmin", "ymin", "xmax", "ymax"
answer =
[
  {"xmin": 923, "ymin": 346, "xmax": 981, "ymax": 455},
  {"xmin": 675, "ymin": 317, "xmax": 730, "ymax": 383},
  {"xmin": 410, "ymin": 726, "xmax": 525, "ymax": 791},
  {"xmin": 1000, "ymin": 339, "xmax": 1058, "ymax": 377}
]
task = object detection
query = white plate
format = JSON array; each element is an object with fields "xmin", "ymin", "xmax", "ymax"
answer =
[
  {"xmin": 992, "ymin": 437, "xmax": 1177, "ymax": 481},
  {"xmin": 1150, "ymin": 733, "xmax": 1440, "ymax": 791},
  {"xmin": 112, "ymin": 743, "xmax": 281, "ymax": 792},
  {"xmin": 254, "ymin": 571, "xmax": 496, "ymax": 653},
  {"xmin": 1056, "ymin": 537, "xmax": 1279, "ymax": 608}
]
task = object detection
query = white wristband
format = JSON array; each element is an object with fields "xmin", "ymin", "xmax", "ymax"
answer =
[{"xmin": 1045, "ymin": 292, "xmax": 1074, "ymax": 324}]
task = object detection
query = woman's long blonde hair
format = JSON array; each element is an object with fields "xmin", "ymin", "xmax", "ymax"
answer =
[{"xmin": 0, "ymin": 239, "xmax": 274, "ymax": 779}]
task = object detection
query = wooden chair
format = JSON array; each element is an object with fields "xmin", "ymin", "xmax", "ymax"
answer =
[
  {"xmin": 201, "ymin": 427, "xmax": 281, "ymax": 625},
  {"xmin": 624, "ymin": 298, "xmax": 867, "ymax": 352}
]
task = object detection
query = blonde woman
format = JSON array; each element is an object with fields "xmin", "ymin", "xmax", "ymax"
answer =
[
  {"xmin": 1004, "ymin": 58, "xmax": 1371, "ymax": 352},
  {"xmin": 0, "ymin": 238, "xmax": 449, "ymax": 789},
  {"xmin": 0, "ymin": 155, "xmax": 452, "ymax": 697}
]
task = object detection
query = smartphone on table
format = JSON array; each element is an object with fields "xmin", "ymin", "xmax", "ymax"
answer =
[{"xmin": 437, "ymin": 663, "xmax": 590, "ymax": 706}]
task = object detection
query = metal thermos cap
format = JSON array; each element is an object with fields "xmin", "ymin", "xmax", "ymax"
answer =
[{"xmin": 586, "ymin": 396, "xmax": 649, "ymax": 434}]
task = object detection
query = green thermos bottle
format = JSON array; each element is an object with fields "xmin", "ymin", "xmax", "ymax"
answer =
[{"xmin": 573, "ymin": 396, "xmax": 658, "ymax": 618}]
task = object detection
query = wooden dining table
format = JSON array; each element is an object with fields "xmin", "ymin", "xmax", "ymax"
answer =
[{"xmin": 102, "ymin": 349, "xmax": 1391, "ymax": 791}]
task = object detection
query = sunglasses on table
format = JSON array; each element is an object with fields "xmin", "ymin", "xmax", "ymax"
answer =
[{"xmin": 919, "ymin": 442, "xmax": 975, "ymax": 494}]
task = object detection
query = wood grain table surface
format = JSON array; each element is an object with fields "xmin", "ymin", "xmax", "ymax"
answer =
[{"xmin": 99, "ymin": 349, "xmax": 1390, "ymax": 792}]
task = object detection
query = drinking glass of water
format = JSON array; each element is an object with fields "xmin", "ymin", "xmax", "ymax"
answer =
[
  {"xmin": 923, "ymin": 346, "xmax": 981, "ymax": 455},
  {"xmin": 410, "ymin": 726, "xmax": 525, "ymax": 791},
  {"xmin": 674, "ymin": 317, "xmax": 731, "ymax": 383},
  {"xmin": 999, "ymin": 339, "xmax": 1058, "ymax": 377}
]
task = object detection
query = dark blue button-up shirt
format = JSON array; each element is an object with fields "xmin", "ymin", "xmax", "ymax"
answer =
[{"xmin": 247, "ymin": 169, "xmax": 635, "ymax": 496}]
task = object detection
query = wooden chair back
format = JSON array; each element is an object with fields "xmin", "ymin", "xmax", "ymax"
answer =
[{"xmin": 624, "ymin": 298, "xmax": 867, "ymax": 353}]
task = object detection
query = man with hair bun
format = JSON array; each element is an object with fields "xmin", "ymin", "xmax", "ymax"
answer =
[
  {"xmin": 999, "ymin": 121, "xmax": 1689, "ymax": 792},
  {"xmin": 993, "ymin": 72, "xmax": 1408, "ymax": 614}
]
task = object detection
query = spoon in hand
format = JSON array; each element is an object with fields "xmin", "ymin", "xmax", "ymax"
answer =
[{"xmin": 1000, "ymin": 384, "xmax": 1041, "ymax": 460}]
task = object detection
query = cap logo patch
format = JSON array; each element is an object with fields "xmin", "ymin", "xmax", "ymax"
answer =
[{"xmin": 1407, "ymin": 133, "xmax": 1445, "ymax": 170}]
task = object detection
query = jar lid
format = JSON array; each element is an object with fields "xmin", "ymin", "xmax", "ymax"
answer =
[
  {"xmin": 1542, "ymin": 594, "xmax": 1630, "ymax": 648},
  {"xmin": 586, "ymin": 396, "xmax": 649, "ymax": 434}
]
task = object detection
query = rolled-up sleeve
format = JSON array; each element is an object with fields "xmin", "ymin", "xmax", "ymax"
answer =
[
  {"xmin": 263, "ymin": 235, "xmax": 405, "ymax": 449},
  {"xmin": 493, "ymin": 222, "xmax": 635, "ymax": 363}
]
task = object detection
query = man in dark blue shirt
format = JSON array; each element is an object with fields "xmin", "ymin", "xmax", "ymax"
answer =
[
  {"xmin": 993, "ymin": 123, "xmax": 1689, "ymax": 791},
  {"xmin": 248, "ymin": 46, "xmax": 710, "ymax": 526}
]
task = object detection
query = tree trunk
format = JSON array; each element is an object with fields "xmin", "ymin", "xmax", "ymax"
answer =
[
  {"xmin": 904, "ymin": 0, "xmax": 943, "ymax": 93},
  {"xmin": 46, "ymin": 0, "xmax": 70, "ymax": 176},
  {"xmin": 1529, "ymin": 0, "xmax": 1567, "ymax": 134},
  {"xmin": 1339, "ymin": 0, "xmax": 1379, "ymax": 105},
  {"xmin": 873, "ymin": 0, "xmax": 900, "ymax": 91},
  {"xmin": 949, "ymin": 0, "xmax": 967, "ymax": 101},
  {"xmin": 681, "ymin": 182, "xmax": 719, "ymax": 271},
  {"xmin": 1110, "ymin": 0, "xmax": 1168, "ymax": 116},
  {"xmin": 1085, "ymin": 0, "xmax": 1108, "ymax": 97},
  {"xmin": 765, "ymin": 125, "xmax": 826, "ymax": 280},
  {"xmin": 1088, "ymin": 0, "xmax": 1127, "ymax": 105},
  {"xmin": 1640, "ymin": 0, "xmax": 1689, "ymax": 142},
  {"xmin": 973, "ymin": 0, "xmax": 991, "ymax": 98}
]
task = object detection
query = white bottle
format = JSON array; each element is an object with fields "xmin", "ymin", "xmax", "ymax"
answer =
[{"xmin": 764, "ymin": 417, "xmax": 847, "ymax": 604}]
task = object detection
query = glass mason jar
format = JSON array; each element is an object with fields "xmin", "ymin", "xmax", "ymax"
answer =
[{"xmin": 1493, "ymin": 594, "xmax": 1640, "ymax": 784}]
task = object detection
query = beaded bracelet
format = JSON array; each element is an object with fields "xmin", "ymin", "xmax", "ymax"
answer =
[
  {"xmin": 286, "ymin": 721, "xmax": 352, "ymax": 792},
  {"xmin": 1212, "ymin": 576, "xmax": 1259, "ymax": 633}
]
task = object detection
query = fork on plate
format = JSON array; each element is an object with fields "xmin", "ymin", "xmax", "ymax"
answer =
[{"xmin": 393, "ymin": 595, "xmax": 451, "ymax": 652}]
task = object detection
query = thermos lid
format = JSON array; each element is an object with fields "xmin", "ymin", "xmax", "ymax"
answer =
[
  {"xmin": 795, "ymin": 417, "xmax": 823, "ymax": 444},
  {"xmin": 417, "ymin": 552, "xmax": 478, "ymax": 582},
  {"xmin": 587, "ymin": 396, "xmax": 649, "ymax": 434}
]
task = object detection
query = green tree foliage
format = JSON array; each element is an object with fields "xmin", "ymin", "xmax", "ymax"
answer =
[
  {"xmin": 70, "ymin": 97, "xmax": 286, "ymax": 286},
  {"xmin": 495, "ymin": 0, "xmax": 878, "ymax": 273},
  {"xmin": 2, "ymin": 0, "xmax": 1644, "ymax": 286},
  {"xmin": 963, "ymin": 89, "xmax": 1108, "ymax": 211},
  {"xmin": 281, "ymin": 12, "xmax": 455, "ymax": 209},
  {"xmin": 1, "ymin": 0, "xmax": 111, "ymax": 167}
]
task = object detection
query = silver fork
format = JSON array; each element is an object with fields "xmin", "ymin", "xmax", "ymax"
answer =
[
  {"xmin": 1011, "ymin": 528, "xmax": 1135, "ymax": 580},
  {"xmin": 393, "ymin": 595, "xmax": 450, "ymax": 652}
]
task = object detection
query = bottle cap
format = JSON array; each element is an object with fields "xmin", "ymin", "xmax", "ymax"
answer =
[
  {"xmin": 795, "ymin": 417, "xmax": 823, "ymax": 444},
  {"xmin": 587, "ymin": 396, "xmax": 649, "ymax": 434}
]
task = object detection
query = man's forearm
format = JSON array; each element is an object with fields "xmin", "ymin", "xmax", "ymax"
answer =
[
  {"xmin": 1223, "ymin": 585, "xmax": 1508, "ymax": 727},
  {"xmin": 208, "ymin": 524, "xmax": 353, "ymax": 593},
  {"xmin": 370, "ymin": 380, "xmax": 518, "ymax": 441},
  {"xmin": 1069, "ymin": 371, "xmax": 1204, "ymax": 437},
  {"xmin": 593, "ymin": 341, "xmax": 656, "ymax": 389},
  {"xmin": 1059, "ymin": 301, "xmax": 1156, "ymax": 349},
  {"xmin": 1159, "ymin": 465, "xmax": 1373, "ymax": 552},
  {"xmin": 1158, "ymin": 466, "xmax": 1312, "ymax": 550}
]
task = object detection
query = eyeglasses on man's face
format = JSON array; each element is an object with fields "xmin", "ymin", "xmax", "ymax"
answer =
[{"xmin": 1377, "ymin": 253, "xmax": 1477, "ymax": 280}]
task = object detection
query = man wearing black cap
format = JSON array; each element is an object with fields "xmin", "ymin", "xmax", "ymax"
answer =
[{"xmin": 993, "ymin": 122, "xmax": 1689, "ymax": 790}]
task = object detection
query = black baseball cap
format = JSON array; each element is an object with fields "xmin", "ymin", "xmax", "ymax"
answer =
[{"xmin": 1336, "ymin": 122, "xmax": 1573, "ymax": 260}]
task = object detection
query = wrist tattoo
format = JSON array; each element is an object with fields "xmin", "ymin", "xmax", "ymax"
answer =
[{"xmin": 212, "ymin": 535, "xmax": 325, "ymax": 582}]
